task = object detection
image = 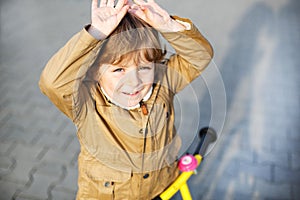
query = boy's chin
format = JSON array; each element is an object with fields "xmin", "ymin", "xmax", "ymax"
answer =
[
  {"xmin": 116, "ymin": 98, "xmax": 142, "ymax": 108},
  {"xmin": 125, "ymin": 100, "xmax": 141, "ymax": 107}
]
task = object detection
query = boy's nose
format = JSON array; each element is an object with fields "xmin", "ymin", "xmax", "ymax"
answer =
[{"xmin": 127, "ymin": 69, "xmax": 141, "ymax": 87}]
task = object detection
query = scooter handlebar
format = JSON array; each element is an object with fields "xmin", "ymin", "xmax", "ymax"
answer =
[{"xmin": 195, "ymin": 127, "xmax": 217, "ymax": 156}]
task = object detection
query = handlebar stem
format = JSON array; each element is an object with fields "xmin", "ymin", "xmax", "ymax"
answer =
[{"xmin": 159, "ymin": 154, "xmax": 202, "ymax": 200}]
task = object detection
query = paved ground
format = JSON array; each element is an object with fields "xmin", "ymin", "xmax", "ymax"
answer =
[{"xmin": 0, "ymin": 0, "xmax": 299, "ymax": 199}]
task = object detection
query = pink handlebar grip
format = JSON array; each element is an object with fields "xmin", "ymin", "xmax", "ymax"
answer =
[{"xmin": 178, "ymin": 154, "xmax": 198, "ymax": 172}]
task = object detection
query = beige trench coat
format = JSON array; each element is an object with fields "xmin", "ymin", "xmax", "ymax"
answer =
[{"xmin": 39, "ymin": 16, "xmax": 213, "ymax": 199}]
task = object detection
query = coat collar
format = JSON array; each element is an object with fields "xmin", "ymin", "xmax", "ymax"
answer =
[
  {"xmin": 99, "ymin": 85, "xmax": 153, "ymax": 110},
  {"xmin": 94, "ymin": 82, "xmax": 161, "ymax": 110}
]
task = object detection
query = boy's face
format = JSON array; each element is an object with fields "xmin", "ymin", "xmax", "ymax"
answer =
[{"xmin": 99, "ymin": 61, "xmax": 155, "ymax": 108}]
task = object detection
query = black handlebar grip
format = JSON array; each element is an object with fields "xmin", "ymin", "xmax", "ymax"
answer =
[
  {"xmin": 195, "ymin": 127, "xmax": 217, "ymax": 156},
  {"xmin": 152, "ymin": 196, "xmax": 162, "ymax": 200}
]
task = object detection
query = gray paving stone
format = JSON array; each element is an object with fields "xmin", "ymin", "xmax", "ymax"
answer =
[
  {"xmin": 254, "ymin": 180, "xmax": 292, "ymax": 200},
  {"xmin": 272, "ymin": 137, "xmax": 300, "ymax": 154},
  {"xmin": 70, "ymin": 151, "xmax": 80, "ymax": 168},
  {"xmin": 274, "ymin": 166, "xmax": 300, "ymax": 184},
  {"xmin": 51, "ymin": 189, "xmax": 76, "ymax": 200},
  {"xmin": 61, "ymin": 135, "xmax": 78, "ymax": 152},
  {"xmin": 34, "ymin": 162, "xmax": 64, "ymax": 178},
  {"xmin": 254, "ymin": 150, "xmax": 290, "ymax": 169},
  {"xmin": 51, "ymin": 167, "xmax": 78, "ymax": 194},
  {"xmin": 34, "ymin": 132, "xmax": 72, "ymax": 151},
  {"xmin": 0, "ymin": 107, "xmax": 12, "ymax": 129},
  {"xmin": 9, "ymin": 143, "xmax": 43, "ymax": 162},
  {"xmin": 291, "ymin": 153, "xmax": 300, "ymax": 170},
  {"xmin": 234, "ymin": 148, "xmax": 255, "ymax": 163},
  {"xmin": 58, "ymin": 124, "xmax": 77, "ymax": 139},
  {"xmin": 0, "ymin": 155, "xmax": 15, "ymax": 177},
  {"xmin": 226, "ymin": 159, "xmax": 272, "ymax": 182},
  {"xmin": 0, "ymin": 123, "xmax": 27, "ymax": 144},
  {"xmin": 0, "ymin": 142, "xmax": 15, "ymax": 155},
  {"xmin": 292, "ymin": 184, "xmax": 300, "ymax": 200},
  {"xmin": 27, "ymin": 106, "xmax": 61, "ymax": 129},
  {"xmin": 41, "ymin": 145, "xmax": 79, "ymax": 168},
  {"xmin": 14, "ymin": 196, "xmax": 35, "ymax": 200},
  {"xmin": 2, "ymin": 159, "xmax": 37, "ymax": 185},
  {"xmin": 16, "ymin": 163, "xmax": 63, "ymax": 200},
  {"xmin": 212, "ymin": 174, "xmax": 255, "ymax": 200},
  {"xmin": 0, "ymin": 180, "xmax": 24, "ymax": 200},
  {"xmin": 16, "ymin": 173, "xmax": 57, "ymax": 200},
  {"xmin": 0, "ymin": 114, "xmax": 42, "ymax": 145},
  {"xmin": 190, "ymin": 183, "xmax": 210, "ymax": 200},
  {"xmin": 287, "ymin": 128, "xmax": 300, "ymax": 141}
]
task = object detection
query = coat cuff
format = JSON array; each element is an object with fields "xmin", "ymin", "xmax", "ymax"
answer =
[
  {"xmin": 174, "ymin": 19, "xmax": 191, "ymax": 31},
  {"xmin": 160, "ymin": 16, "xmax": 199, "ymax": 39},
  {"xmin": 80, "ymin": 24, "xmax": 102, "ymax": 45}
]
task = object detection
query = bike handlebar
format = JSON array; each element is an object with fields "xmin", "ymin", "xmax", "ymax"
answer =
[
  {"xmin": 153, "ymin": 127, "xmax": 218, "ymax": 200},
  {"xmin": 194, "ymin": 127, "xmax": 217, "ymax": 156}
]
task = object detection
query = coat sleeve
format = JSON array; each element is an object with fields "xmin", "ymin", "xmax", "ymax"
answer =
[
  {"xmin": 160, "ymin": 16, "xmax": 214, "ymax": 93},
  {"xmin": 39, "ymin": 27, "xmax": 102, "ymax": 120}
]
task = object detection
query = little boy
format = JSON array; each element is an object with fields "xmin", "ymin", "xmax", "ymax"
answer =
[{"xmin": 39, "ymin": 0, "xmax": 213, "ymax": 199}]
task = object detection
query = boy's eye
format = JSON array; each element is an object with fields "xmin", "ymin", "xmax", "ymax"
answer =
[
  {"xmin": 112, "ymin": 68, "xmax": 125, "ymax": 72},
  {"xmin": 139, "ymin": 66, "xmax": 152, "ymax": 71}
]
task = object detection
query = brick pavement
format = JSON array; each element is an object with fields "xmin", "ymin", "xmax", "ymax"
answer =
[{"xmin": 0, "ymin": 0, "xmax": 299, "ymax": 200}]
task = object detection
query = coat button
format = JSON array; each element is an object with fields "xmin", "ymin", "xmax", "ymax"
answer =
[
  {"xmin": 104, "ymin": 182, "xmax": 110, "ymax": 187},
  {"xmin": 143, "ymin": 173, "xmax": 149, "ymax": 179},
  {"xmin": 166, "ymin": 112, "xmax": 169, "ymax": 119},
  {"xmin": 139, "ymin": 129, "xmax": 143, "ymax": 134}
]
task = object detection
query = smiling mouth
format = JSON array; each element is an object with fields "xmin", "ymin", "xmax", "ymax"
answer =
[{"xmin": 122, "ymin": 90, "xmax": 140, "ymax": 96}]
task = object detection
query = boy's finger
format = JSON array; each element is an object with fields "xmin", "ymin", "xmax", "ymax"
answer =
[
  {"xmin": 128, "ymin": 7, "xmax": 146, "ymax": 20},
  {"xmin": 100, "ymin": 0, "xmax": 108, "ymax": 7},
  {"xmin": 107, "ymin": 0, "xmax": 115, "ymax": 7},
  {"xmin": 150, "ymin": 2, "xmax": 168, "ymax": 15},
  {"xmin": 133, "ymin": 0, "xmax": 145, "ymax": 6},
  {"xmin": 92, "ymin": 0, "xmax": 99, "ymax": 9},
  {"xmin": 126, "ymin": 0, "xmax": 134, "ymax": 7},
  {"xmin": 115, "ymin": 0, "xmax": 126, "ymax": 10},
  {"xmin": 116, "ymin": 5, "xmax": 129, "ymax": 21}
]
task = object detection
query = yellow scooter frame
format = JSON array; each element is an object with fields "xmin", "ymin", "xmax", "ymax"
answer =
[{"xmin": 153, "ymin": 127, "xmax": 217, "ymax": 200}]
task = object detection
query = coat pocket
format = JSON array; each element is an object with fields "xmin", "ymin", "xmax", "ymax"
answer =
[{"xmin": 78, "ymin": 162, "xmax": 131, "ymax": 199}]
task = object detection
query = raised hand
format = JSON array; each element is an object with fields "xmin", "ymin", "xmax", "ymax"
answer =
[
  {"xmin": 128, "ymin": 0, "xmax": 185, "ymax": 32},
  {"xmin": 89, "ymin": 0, "xmax": 129, "ymax": 39}
]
